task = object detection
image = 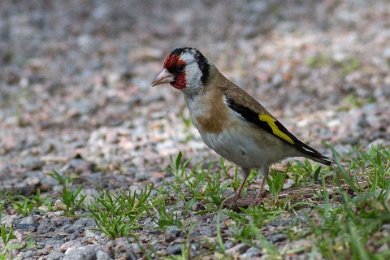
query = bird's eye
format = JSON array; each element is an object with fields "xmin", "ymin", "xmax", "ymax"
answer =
[{"xmin": 176, "ymin": 64, "xmax": 186, "ymax": 73}]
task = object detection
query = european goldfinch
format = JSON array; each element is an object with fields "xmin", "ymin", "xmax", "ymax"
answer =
[{"xmin": 152, "ymin": 47, "xmax": 332, "ymax": 208}]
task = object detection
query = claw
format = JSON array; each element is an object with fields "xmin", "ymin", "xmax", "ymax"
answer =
[{"xmin": 254, "ymin": 191, "xmax": 266, "ymax": 205}]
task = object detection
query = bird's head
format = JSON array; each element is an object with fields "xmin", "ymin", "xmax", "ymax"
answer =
[{"xmin": 151, "ymin": 47, "xmax": 210, "ymax": 91}]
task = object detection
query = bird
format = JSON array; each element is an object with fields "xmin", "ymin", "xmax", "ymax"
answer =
[{"xmin": 151, "ymin": 47, "xmax": 332, "ymax": 208}]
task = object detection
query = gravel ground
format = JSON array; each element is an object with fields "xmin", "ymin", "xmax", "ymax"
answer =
[{"xmin": 0, "ymin": 0, "xmax": 389, "ymax": 259}]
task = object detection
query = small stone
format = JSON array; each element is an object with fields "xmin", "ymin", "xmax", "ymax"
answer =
[
  {"xmin": 198, "ymin": 224, "xmax": 213, "ymax": 237},
  {"xmin": 242, "ymin": 246, "xmax": 261, "ymax": 258},
  {"xmin": 267, "ymin": 233, "xmax": 287, "ymax": 243},
  {"xmin": 368, "ymin": 139, "xmax": 387, "ymax": 148},
  {"xmin": 135, "ymin": 171, "xmax": 149, "ymax": 181},
  {"xmin": 46, "ymin": 250, "xmax": 64, "ymax": 260},
  {"xmin": 15, "ymin": 216, "xmax": 36, "ymax": 231},
  {"xmin": 26, "ymin": 170, "xmax": 45, "ymax": 179},
  {"xmin": 142, "ymin": 218, "xmax": 158, "ymax": 229},
  {"xmin": 224, "ymin": 240, "xmax": 234, "ymax": 250},
  {"xmin": 69, "ymin": 159, "xmax": 93, "ymax": 173},
  {"xmin": 72, "ymin": 218, "xmax": 96, "ymax": 229},
  {"xmin": 382, "ymin": 224, "xmax": 390, "ymax": 232},
  {"xmin": 20, "ymin": 250, "xmax": 34, "ymax": 258},
  {"xmin": 378, "ymin": 243, "xmax": 389, "ymax": 252},
  {"xmin": 271, "ymin": 73, "xmax": 283, "ymax": 87},
  {"xmin": 41, "ymin": 238, "xmax": 64, "ymax": 248},
  {"xmin": 283, "ymin": 178, "xmax": 294, "ymax": 189},
  {"xmin": 21, "ymin": 157, "xmax": 44, "ymax": 170},
  {"xmin": 1, "ymin": 175, "xmax": 41, "ymax": 196},
  {"xmin": 130, "ymin": 243, "xmax": 141, "ymax": 254},
  {"xmin": 383, "ymin": 48, "xmax": 390, "ymax": 59},
  {"xmin": 54, "ymin": 199, "xmax": 67, "ymax": 210},
  {"xmin": 85, "ymin": 229, "xmax": 100, "ymax": 239},
  {"xmin": 61, "ymin": 241, "xmax": 82, "ymax": 253},
  {"xmin": 38, "ymin": 205, "xmax": 50, "ymax": 212},
  {"xmin": 41, "ymin": 174, "xmax": 60, "ymax": 187},
  {"xmin": 113, "ymin": 238, "xmax": 137, "ymax": 259},
  {"xmin": 37, "ymin": 219, "xmax": 55, "ymax": 233},
  {"xmin": 63, "ymin": 245, "xmax": 98, "ymax": 260},
  {"xmin": 268, "ymin": 217, "xmax": 291, "ymax": 227},
  {"xmin": 96, "ymin": 249, "xmax": 113, "ymax": 260},
  {"xmin": 19, "ymin": 216, "xmax": 35, "ymax": 225},
  {"xmin": 166, "ymin": 243, "xmax": 182, "ymax": 255},
  {"xmin": 165, "ymin": 226, "xmax": 182, "ymax": 242},
  {"xmin": 225, "ymin": 243, "xmax": 250, "ymax": 256},
  {"xmin": 13, "ymin": 230, "xmax": 23, "ymax": 244}
]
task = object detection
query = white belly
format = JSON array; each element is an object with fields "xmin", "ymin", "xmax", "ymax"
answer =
[{"xmin": 198, "ymin": 125, "xmax": 292, "ymax": 169}]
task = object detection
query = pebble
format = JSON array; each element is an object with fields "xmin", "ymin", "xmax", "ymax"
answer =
[
  {"xmin": 21, "ymin": 156, "xmax": 44, "ymax": 170},
  {"xmin": 37, "ymin": 219, "xmax": 55, "ymax": 233},
  {"xmin": 68, "ymin": 159, "xmax": 93, "ymax": 173},
  {"xmin": 40, "ymin": 238, "xmax": 65, "ymax": 248},
  {"xmin": 383, "ymin": 48, "xmax": 390, "ymax": 59},
  {"xmin": 224, "ymin": 240, "xmax": 234, "ymax": 249},
  {"xmin": 0, "ymin": 176, "xmax": 40, "ymax": 196},
  {"xmin": 113, "ymin": 238, "xmax": 137, "ymax": 259},
  {"xmin": 54, "ymin": 199, "xmax": 67, "ymax": 210},
  {"xmin": 46, "ymin": 251, "xmax": 64, "ymax": 260},
  {"xmin": 368, "ymin": 139, "xmax": 388, "ymax": 148},
  {"xmin": 267, "ymin": 233, "xmax": 287, "ymax": 243},
  {"xmin": 19, "ymin": 216, "xmax": 35, "ymax": 225},
  {"xmin": 18, "ymin": 250, "xmax": 34, "ymax": 259},
  {"xmin": 241, "ymin": 246, "xmax": 261, "ymax": 258},
  {"xmin": 166, "ymin": 243, "xmax": 182, "ymax": 255},
  {"xmin": 130, "ymin": 243, "xmax": 141, "ymax": 254},
  {"xmin": 382, "ymin": 224, "xmax": 390, "ymax": 232},
  {"xmin": 268, "ymin": 217, "xmax": 292, "ymax": 228},
  {"xmin": 142, "ymin": 218, "xmax": 159, "ymax": 230},
  {"xmin": 85, "ymin": 229, "xmax": 101, "ymax": 239},
  {"xmin": 165, "ymin": 226, "xmax": 182, "ymax": 242},
  {"xmin": 96, "ymin": 249, "xmax": 113, "ymax": 260},
  {"xmin": 72, "ymin": 218, "xmax": 96, "ymax": 229},
  {"xmin": 15, "ymin": 216, "xmax": 36, "ymax": 231},
  {"xmin": 61, "ymin": 241, "xmax": 82, "ymax": 252},
  {"xmin": 63, "ymin": 245, "xmax": 109, "ymax": 260},
  {"xmin": 225, "ymin": 243, "xmax": 250, "ymax": 255}
]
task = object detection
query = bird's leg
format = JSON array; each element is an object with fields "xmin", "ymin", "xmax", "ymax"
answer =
[
  {"xmin": 255, "ymin": 165, "xmax": 269, "ymax": 205},
  {"xmin": 222, "ymin": 168, "xmax": 251, "ymax": 209},
  {"xmin": 233, "ymin": 167, "xmax": 250, "ymax": 200}
]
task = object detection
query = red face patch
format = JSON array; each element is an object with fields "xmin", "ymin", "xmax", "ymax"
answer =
[{"xmin": 163, "ymin": 54, "xmax": 187, "ymax": 89}]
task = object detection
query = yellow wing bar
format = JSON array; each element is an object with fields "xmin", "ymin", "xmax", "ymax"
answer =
[{"xmin": 258, "ymin": 114, "xmax": 295, "ymax": 144}]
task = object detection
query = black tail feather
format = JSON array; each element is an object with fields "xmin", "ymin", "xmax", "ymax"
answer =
[{"xmin": 295, "ymin": 140, "xmax": 333, "ymax": 166}]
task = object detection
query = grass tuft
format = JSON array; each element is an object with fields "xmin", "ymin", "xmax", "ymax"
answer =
[{"xmin": 88, "ymin": 185, "xmax": 153, "ymax": 239}]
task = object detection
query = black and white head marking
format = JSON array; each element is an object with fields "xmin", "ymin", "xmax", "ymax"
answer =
[{"xmin": 171, "ymin": 47, "xmax": 210, "ymax": 88}]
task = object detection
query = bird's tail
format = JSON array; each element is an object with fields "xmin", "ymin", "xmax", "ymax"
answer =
[
  {"xmin": 295, "ymin": 140, "xmax": 333, "ymax": 166},
  {"xmin": 310, "ymin": 154, "xmax": 333, "ymax": 166}
]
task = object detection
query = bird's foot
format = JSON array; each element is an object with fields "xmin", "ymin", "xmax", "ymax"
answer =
[
  {"xmin": 222, "ymin": 194, "xmax": 239, "ymax": 210},
  {"xmin": 254, "ymin": 191, "xmax": 267, "ymax": 205},
  {"xmin": 222, "ymin": 194, "xmax": 258, "ymax": 211}
]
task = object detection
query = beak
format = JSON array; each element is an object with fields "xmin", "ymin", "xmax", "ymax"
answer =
[{"xmin": 151, "ymin": 68, "xmax": 174, "ymax": 87}]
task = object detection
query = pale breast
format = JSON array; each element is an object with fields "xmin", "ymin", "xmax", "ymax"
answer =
[{"xmin": 184, "ymin": 87, "xmax": 230, "ymax": 134}]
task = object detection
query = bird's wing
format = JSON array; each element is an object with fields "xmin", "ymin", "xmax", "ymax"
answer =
[{"xmin": 221, "ymin": 81, "xmax": 332, "ymax": 165}]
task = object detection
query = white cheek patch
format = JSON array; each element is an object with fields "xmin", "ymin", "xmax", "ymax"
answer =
[
  {"xmin": 185, "ymin": 63, "xmax": 202, "ymax": 89},
  {"xmin": 179, "ymin": 51, "xmax": 206, "ymax": 90}
]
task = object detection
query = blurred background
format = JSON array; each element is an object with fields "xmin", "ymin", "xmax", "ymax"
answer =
[{"xmin": 0, "ymin": 0, "xmax": 389, "ymax": 180}]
